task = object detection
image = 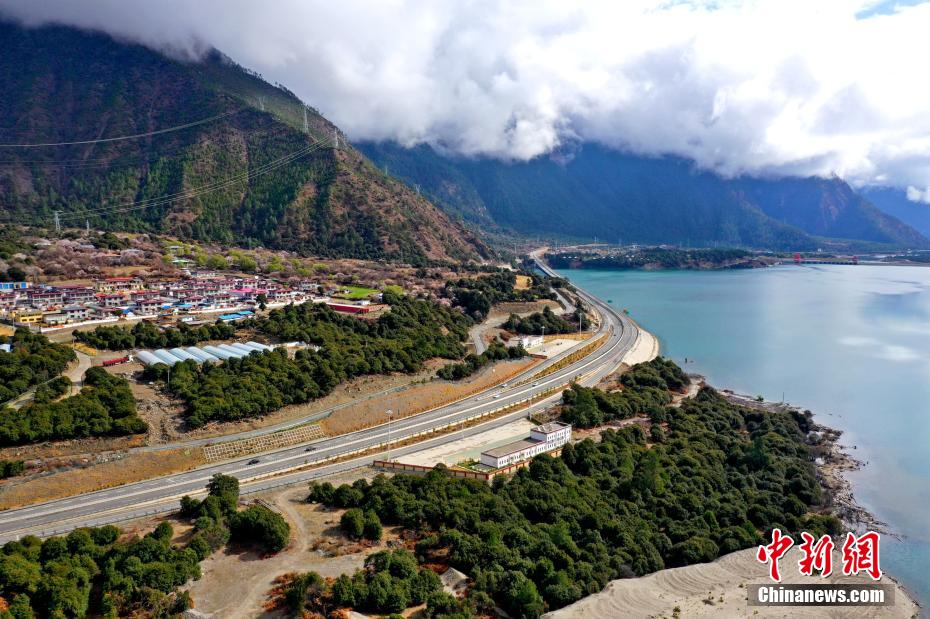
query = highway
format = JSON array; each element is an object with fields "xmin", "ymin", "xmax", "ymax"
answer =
[{"xmin": 0, "ymin": 254, "xmax": 639, "ymax": 542}]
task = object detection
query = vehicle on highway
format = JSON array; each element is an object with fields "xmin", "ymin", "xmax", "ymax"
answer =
[
  {"xmin": 0, "ymin": 264, "xmax": 636, "ymax": 543},
  {"xmin": 304, "ymin": 446, "xmax": 316, "ymax": 452}
]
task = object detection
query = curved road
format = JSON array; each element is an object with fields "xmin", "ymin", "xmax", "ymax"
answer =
[{"xmin": 0, "ymin": 255, "xmax": 637, "ymax": 542}]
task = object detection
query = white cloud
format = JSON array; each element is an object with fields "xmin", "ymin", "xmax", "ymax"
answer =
[
  {"xmin": 3, "ymin": 0, "xmax": 930, "ymax": 188},
  {"xmin": 906, "ymin": 185, "xmax": 930, "ymax": 203}
]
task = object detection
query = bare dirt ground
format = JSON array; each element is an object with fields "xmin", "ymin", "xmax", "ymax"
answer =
[
  {"xmin": 146, "ymin": 361, "xmax": 450, "ymax": 444},
  {"xmin": 0, "ymin": 447, "xmax": 204, "ymax": 510},
  {"xmin": 321, "ymin": 357, "xmax": 537, "ymax": 436},
  {"xmin": 469, "ymin": 300, "xmax": 561, "ymax": 354},
  {"xmin": 0, "ymin": 353, "xmax": 532, "ymax": 509},
  {"xmin": 489, "ymin": 300, "xmax": 560, "ymax": 318},
  {"xmin": 183, "ymin": 483, "xmax": 400, "ymax": 619},
  {"xmin": 570, "ymin": 417, "xmax": 651, "ymax": 443},
  {"xmin": 0, "ymin": 433, "xmax": 146, "ymax": 463},
  {"xmin": 544, "ymin": 546, "xmax": 919, "ymax": 619}
]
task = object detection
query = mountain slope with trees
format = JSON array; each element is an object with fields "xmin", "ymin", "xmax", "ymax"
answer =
[
  {"xmin": 359, "ymin": 141, "xmax": 928, "ymax": 250},
  {"xmin": 0, "ymin": 21, "xmax": 488, "ymax": 264},
  {"xmin": 859, "ymin": 186, "xmax": 930, "ymax": 240}
]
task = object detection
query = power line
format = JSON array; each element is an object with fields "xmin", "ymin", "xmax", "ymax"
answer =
[
  {"xmin": 0, "ymin": 126, "xmax": 292, "ymax": 168},
  {"xmin": 57, "ymin": 139, "xmax": 326, "ymax": 222},
  {"xmin": 66, "ymin": 141, "xmax": 320, "ymax": 217},
  {"xmin": 0, "ymin": 109, "xmax": 243, "ymax": 148},
  {"xmin": 61, "ymin": 143, "xmax": 320, "ymax": 220}
]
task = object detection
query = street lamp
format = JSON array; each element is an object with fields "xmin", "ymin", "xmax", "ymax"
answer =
[{"xmin": 386, "ymin": 409, "xmax": 393, "ymax": 462}]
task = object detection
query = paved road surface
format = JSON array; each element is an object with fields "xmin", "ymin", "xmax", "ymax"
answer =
[
  {"xmin": 4, "ymin": 350, "xmax": 91, "ymax": 409},
  {"xmin": 0, "ymin": 255, "xmax": 637, "ymax": 541}
]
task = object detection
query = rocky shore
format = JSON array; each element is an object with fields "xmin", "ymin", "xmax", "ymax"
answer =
[
  {"xmin": 721, "ymin": 387, "xmax": 891, "ymax": 535},
  {"xmin": 546, "ymin": 380, "xmax": 921, "ymax": 618}
]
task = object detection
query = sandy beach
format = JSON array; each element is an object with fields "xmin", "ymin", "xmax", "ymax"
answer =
[
  {"xmin": 545, "ymin": 546, "xmax": 919, "ymax": 618},
  {"xmin": 621, "ymin": 318, "xmax": 660, "ymax": 365}
]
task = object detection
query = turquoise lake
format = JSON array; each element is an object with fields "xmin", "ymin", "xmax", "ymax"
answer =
[{"xmin": 559, "ymin": 264, "xmax": 930, "ymax": 606}]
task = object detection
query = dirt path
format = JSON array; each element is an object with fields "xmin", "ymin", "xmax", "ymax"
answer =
[
  {"xmin": 468, "ymin": 301, "xmax": 562, "ymax": 354},
  {"xmin": 5, "ymin": 350, "xmax": 92, "ymax": 409},
  {"xmin": 185, "ymin": 487, "xmax": 377, "ymax": 619}
]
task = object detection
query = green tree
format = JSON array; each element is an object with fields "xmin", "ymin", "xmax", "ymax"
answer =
[
  {"xmin": 205, "ymin": 474, "xmax": 239, "ymax": 514},
  {"xmin": 362, "ymin": 510, "xmax": 382, "ymax": 541},
  {"xmin": 341, "ymin": 508, "xmax": 365, "ymax": 539},
  {"xmin": 230, "ymin": 505, "xmax": 290, "ymax": 553}
]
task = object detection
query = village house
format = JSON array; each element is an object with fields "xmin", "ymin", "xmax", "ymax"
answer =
[
  {"xmin": 62, "ymin": 304, "xmax": 89, "ymax": 322},
  {"xmin": 95, "ymin": 277, "xmax": 144, "ymax": 292}
]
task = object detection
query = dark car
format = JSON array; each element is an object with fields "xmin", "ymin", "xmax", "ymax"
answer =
[
  {"xmin": 247, "ymin": 458, "xmax": 260, "ymax": 465},
  {"xmin": 305, "ymin": 446, "xmax": 316, "ymax": 452}
]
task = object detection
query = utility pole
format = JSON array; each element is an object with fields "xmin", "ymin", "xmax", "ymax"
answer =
[{"xmin": 53, "ymin": 211, "xmax": 61, "ymax": 234}]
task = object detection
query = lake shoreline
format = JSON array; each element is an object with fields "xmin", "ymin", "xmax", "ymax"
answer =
[
  {"xmin": 560, "ymin": 263, "xmax": 928, "ymax": 610},
  {"xmin": 720, "ymin": 385, "xmax": 921, "ymax": 614},
  {"xmin": 546, "ymin": 375, "xmax": 921, "ymax": 617},
  {"xmin": 721, "ymin": 387, "xmax": 893, "ymax": 533}
]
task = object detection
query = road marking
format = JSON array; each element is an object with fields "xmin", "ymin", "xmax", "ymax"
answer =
[{"xmin": 0, "ymin": 272, "xmax": 634, "ymax": 537}]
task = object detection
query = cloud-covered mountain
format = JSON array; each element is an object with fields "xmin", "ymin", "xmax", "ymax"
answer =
[
  {"xmin": 359, "ymin": 141, "xmax": 928, "ymax": 250},
  {"xmin": 2, "ymin": 0, "xmax": 930, "ymax": 194}
]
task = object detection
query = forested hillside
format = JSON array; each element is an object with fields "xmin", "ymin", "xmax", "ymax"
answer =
[
  {"xmin": 360, "ymin": 141, "xmax": 928, "ymax": 250},
  {"xmin": 0, "ymin": 22, "xmax": 488, "ymax": 264},
  {"xmin": 860, "ymin": 186, "xmax": 930, "ymax": 239},
  {"xmin": 734, "ymin": 175, "xmax": 926, "ymax": 247}
]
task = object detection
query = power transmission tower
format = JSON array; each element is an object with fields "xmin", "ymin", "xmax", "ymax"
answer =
[
  {"xmin": 302, "ymin": 106, "xmax": 309, "ymax": 134},
  {"xmin": 53, "ymin": 211, "xmax": 61, "ymax": 234},
  {"xmin": 257, "ymin": 96, "xmax": 265, "ymax": 112},
  {"xmin": 414, "ymin": 184, "xmax": 420, "ymax": 195},
  {"xmin": 86, "ymin": 220, "xmax": 90, "ymax": 235},
  {"xmin": 332, "ymin": 128, "xmax": 339, "ymax": 149}
]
